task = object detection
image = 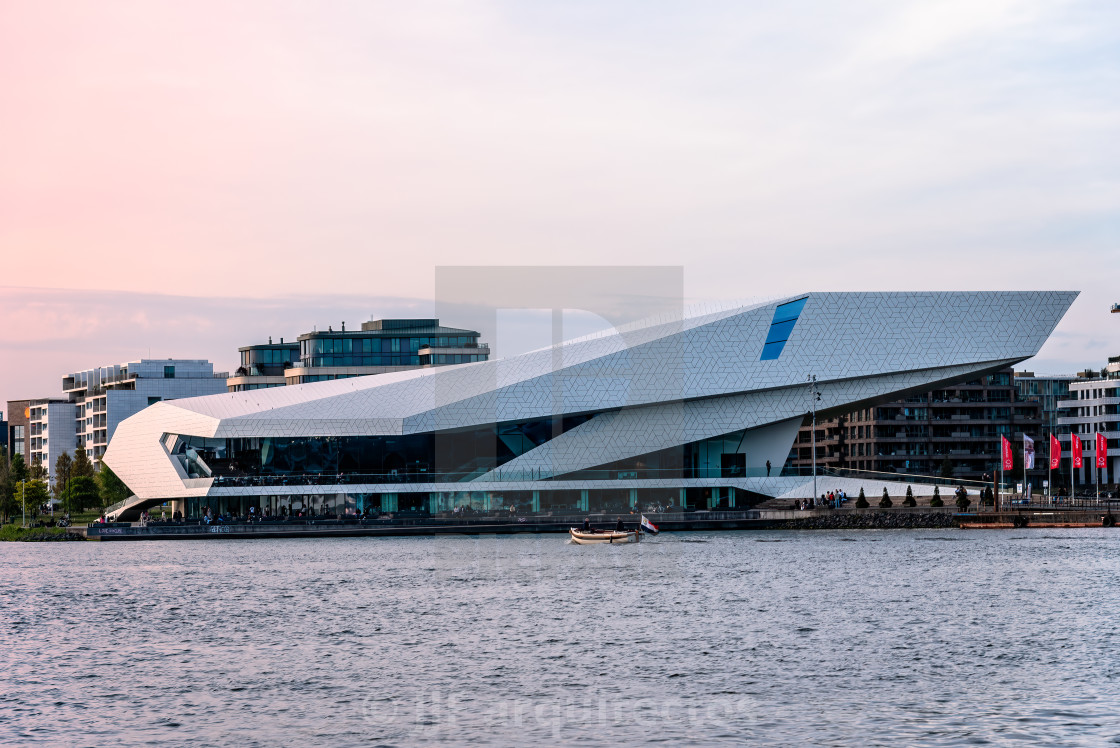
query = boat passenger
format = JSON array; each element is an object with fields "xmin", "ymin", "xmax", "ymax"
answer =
[
  {"xmin": 582, "ymin": 517, "xmax": 591, "ymax": 532},
  {"xmin": 615, "ymin": 517, "xmax": 624, "ymax": 532}
]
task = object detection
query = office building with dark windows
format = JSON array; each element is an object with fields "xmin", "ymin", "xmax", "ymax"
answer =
[
  {"xmin": 1015, "ymin": 371, "xmax": 1074, "ymax": 436},
  {"xmin": 790, "ymin": 368, "xmax": 1045, "ymax": 482},
  {"xmin": 103, "ymin": 292, "xmax": 1076, "ymax": 521},
  {"xmin": 5, "ymin": 400, "xmax": 30, "ymax": 464},
  {"xmin": 227, "ymin": 319, "xmax": 490, "ymax": 391},
  {"xmin": 227, "ymin": 339, "xmax": 300, "ymax": 392}
]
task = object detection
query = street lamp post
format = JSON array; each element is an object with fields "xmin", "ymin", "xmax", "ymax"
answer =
[{"xmin": 808, "ymin": 375, "xmax": 821, "ymax": 502}]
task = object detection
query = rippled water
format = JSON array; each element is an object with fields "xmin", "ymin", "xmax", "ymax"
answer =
[{"xmin": 2, "ymin": 529, "xmax": 1119, "ymax": 746}]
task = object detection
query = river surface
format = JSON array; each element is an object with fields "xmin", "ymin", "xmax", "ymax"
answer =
[{"xmin": 2, "ymin": 529, "xmax": 1119, "ymax": 746}]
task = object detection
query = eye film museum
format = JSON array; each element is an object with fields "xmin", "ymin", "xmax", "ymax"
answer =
[{"xmin": 103, "ymin": 292, "xmax": 1077, "ymax": 520}]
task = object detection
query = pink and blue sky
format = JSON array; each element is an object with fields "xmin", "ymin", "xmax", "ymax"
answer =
[{"xmin": 2, "ymin": 1, "xmax": 1118, "ymax": 403}]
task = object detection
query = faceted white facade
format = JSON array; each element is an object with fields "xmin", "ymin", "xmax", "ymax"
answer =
[{"xmin": 104, "ymin": 292, "xmax": 1077, "ymax": 516}]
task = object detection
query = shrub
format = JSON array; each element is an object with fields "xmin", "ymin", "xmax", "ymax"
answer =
[
  {"xmin": 0, "ymin": 524, "xmax": 70, "ymax": 542},
  {"xmin": 855, "ymin": 487, "xmax": 869, "ymax": 508},
  {"xmin": 879, "ymin": 487, "xmax": 893, "ymax": 508},
  {"xmin": 930, "ymin": 485, "xmax": 944, "ymax": 507},
  {"xmin": 903, "ymin": 485, "xmax": 916, "ymax": 507}
]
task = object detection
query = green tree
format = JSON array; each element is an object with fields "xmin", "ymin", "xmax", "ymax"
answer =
[
  {"xmin": 10, "ymin": 453, "xmax": 28, "ymax": 483},
  {"xmin": 29, "ymin": 457, "xmax": 46, "ymax": 481},
  {"xmin": 0, "ymin": 453, "xmax": 13, "ymax": 523},
  {"xmin": 930, "ymin": 485, "xmax": 944, "ymax": 507},
  {"xmin": 22, "ymin": 479, "xmax": 50, "ymax": 521},
  {"xmin": 97, "ymin": 463, "xmax": 132, "ymax": 508},
  {"xmin": 855, "ymin": 487, "xmax": 869, "ymax": 508},
  {"xmin": 1, "ymin": 454, "xmax": 28, "ymax": 522},
  {"xmin": 903, "ymin": 485, "xmax": 916, "ymax": 507},
  {"xmin": 54, "ymin": 452, "xmax": 73, "ymax": 504},
  {"xmin": 68, "ymin": 475, "xmax": 100, "ymax": 513},
  {"xmin": 72, "ymin": 445, "xmax": 95, "ymax": 480},
  {"xmin": 879, "ymin": 487, "xmax": 893, "ymax": 508}
]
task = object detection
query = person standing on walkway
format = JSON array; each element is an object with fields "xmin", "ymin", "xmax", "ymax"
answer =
[{"xmin": 766, "ymin": 460, "xmax": 772, "ymax": 477}]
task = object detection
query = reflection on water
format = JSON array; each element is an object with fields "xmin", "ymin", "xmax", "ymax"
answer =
[{"xmin": 2, "ymin": 530, "xmax": 1119, "ymax": 746}]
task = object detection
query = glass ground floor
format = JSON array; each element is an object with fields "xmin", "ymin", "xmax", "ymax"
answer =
[{"xmin": 185, "ymin": 485, "xmax": 755, "ymax": 519}]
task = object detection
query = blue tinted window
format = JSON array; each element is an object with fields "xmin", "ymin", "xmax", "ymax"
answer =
[
  {"xmin": 760, "ymin": 342, "xmax": 786, "ymax": 361},
  {"xmin": 760, "ymin": 297, "xmax": 808, "ymax": 361},
  {"xmin": 765, "ymin": 319, "xmax": 797, "ymax": 344},
  {"xmin": 772, "ymin": 297, "xmax": 807, "ymax": 324}
]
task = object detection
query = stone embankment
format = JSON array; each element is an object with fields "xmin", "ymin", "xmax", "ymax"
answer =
[{"xmin": 775, "ymin": 511, "xmax": 958, "ymax": 530}]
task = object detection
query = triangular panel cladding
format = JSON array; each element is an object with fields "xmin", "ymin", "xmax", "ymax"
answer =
[{"xmin": 102, "ymin": 291, "xmax": 1079, "ymax": 504}]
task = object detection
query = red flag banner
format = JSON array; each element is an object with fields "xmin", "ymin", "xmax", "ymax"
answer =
[
  {"xmin": 1050, "ymin": 434, "xmax": 1061, "ymax": 470},
  {"xmin": 1001, "ymin": 435, "xmax": 1013, "ymax": 471},
  {"xmin": 1072, "ymin": 434, "xmax": 1083, "ymax": 469},
  {"xmin": 1097, "ymin": 433, "xmax": 1108, "ymax": 469}
]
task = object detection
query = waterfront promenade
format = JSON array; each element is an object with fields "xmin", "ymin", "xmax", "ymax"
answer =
[{"xmin": 77, "ymin": 505, "xmax": 1118, "ymax": 540}]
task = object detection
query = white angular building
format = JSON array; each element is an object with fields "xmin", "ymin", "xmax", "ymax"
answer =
[{"xmin": 104, "ymin": 292, "xmax": 1076, "ymax": 519}]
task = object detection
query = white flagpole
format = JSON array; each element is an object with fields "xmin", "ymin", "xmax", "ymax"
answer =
[
  {"xmin": 1047, "ymin": 432, "xmax": 1052, "ymax": 505},
  {"xmin": 999, "ymin": 440, "xmax": 1004, "ymax": 513},
  {"xmin": 1070, "ymin": 436, "xmax": 1075, "ymax": 506}
]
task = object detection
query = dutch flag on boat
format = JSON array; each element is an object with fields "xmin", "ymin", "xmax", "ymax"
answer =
[{"xmin": 640, "ymin": 515, "xmax": 659, "ymax": 535}]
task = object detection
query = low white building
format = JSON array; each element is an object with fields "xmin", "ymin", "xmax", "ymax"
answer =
[{"xmin": 1056, "ymin": 367, "xmax": 1119, "ymax": 488}]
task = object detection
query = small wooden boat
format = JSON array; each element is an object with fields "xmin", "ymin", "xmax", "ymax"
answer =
[{"xmin": 569, "ymin": 528, "xmax": 639, "ymax": 544}]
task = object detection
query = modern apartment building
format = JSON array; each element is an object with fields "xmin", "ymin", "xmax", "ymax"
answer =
[
  {"xmin": 62, "ymin": 359, "xmax": 229, "ymax": 465},
  {"xmin": 228, "ymin": 319, "xmax": 490, "ymax": 391},
  {"xmin": 227, "ymin": 339, "xmax": 299, "ymax": 392},
  {"xmin": 1055, "ymin": 363, "xmax": 1119, "ymax": 487},
  {"xmin": 790, "ymin": 368, "xmax": 1044, "ymax": 482},
  {"xmin": 1015, "ymin": 372, "xmax": 1074, "ymax": 435},
  {"xmin": 27, "ymin": 398, "xmax": 77, "ymax": 478}
]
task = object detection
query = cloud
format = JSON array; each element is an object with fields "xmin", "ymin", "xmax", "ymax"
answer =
[
  {"xmin": 0, "ymin": 286, "xmax": 433, "ymax": 402},
  {"xmin": 0, "ymin": 1, "xmax": 1117, "ymax": 391}
]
